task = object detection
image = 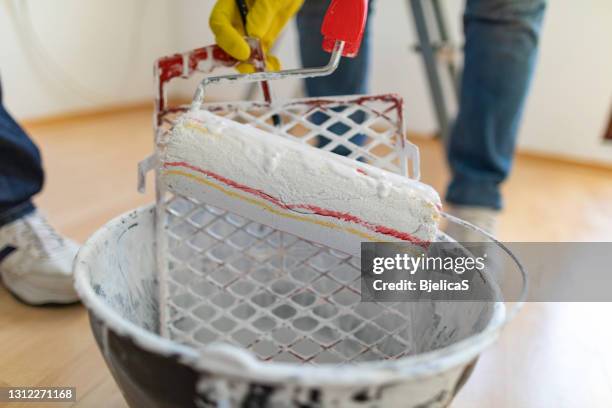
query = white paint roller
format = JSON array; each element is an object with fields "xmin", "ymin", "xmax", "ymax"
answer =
[{"xmin": 159, "ymin": 110, "xmax": 441, "ymax": 257}]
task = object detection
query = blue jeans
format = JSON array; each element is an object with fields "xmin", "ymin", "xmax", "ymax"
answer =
[
  {"xmin": 297, "ymin": 0, "xmax": 546, "ymax": 210},
  {"xmin": 0, "ymin": 79, "xmax": 42, "ymax": 227},
  {"xmin": 296, "ymin": 0, "xmax": 375, "ymax": 158}
]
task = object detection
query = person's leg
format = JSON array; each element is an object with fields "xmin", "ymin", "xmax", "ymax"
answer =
[
  {"xmin": 296, "ymin": 0, "xmax": 374, "ymax": 156},
  {"xmin": 446, "ymin": 0, "xmax": 546, "ymax": 212},
  {"xmin": 0, "ymin": 78, "xmax": 79, "ymax": 305},
  {"xmin": 296, "ymin": 0, "xmax": 374, "ymax": 97},
  {"xmin": 0, "ymin": 79, "xmax": 43, "ymax": 226}
]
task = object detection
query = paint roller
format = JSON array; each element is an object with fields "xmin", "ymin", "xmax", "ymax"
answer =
[{"xmin": 158, "ymin": 0, "xmax": 442, "ymax": 257}]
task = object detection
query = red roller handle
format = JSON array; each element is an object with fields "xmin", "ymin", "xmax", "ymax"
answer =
[{"xmin": 321, "ymin": 0, "xmax": 368, "ymax": 58}]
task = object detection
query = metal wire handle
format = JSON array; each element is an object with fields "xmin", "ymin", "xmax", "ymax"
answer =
[{"xmin": 190, "ymin": 40, "xmax": 346, "ymax": 111}]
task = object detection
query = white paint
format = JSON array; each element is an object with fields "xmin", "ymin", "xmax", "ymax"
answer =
[
  {"xmin": 263, "ymin": 151, "xmax": 281, "ymax": 174},
  {"xmin": 73, "ymin": 206, "xmax": 199, "ymax": 360},
  {"xmin": 161, "ymin": 111, "xmax": 441, "ymax": 255},
  {"xmin": 376, "ymin": 179, "xmax": 392, "ymax": 199}
]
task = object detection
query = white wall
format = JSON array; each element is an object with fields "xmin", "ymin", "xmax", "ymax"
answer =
[
  {"xmin": 1, "ymin": 0, "xmax": 610, "ymax": 164},
  {"xmin": 0, "ymin": 0, "xmax": 177, "ymax": 117},
  {"xmin": 519, "ymin": 0, "xmax": 612, "ymax": 164}
]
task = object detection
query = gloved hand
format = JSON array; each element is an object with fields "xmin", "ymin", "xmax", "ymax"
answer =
[{"xmin": 209, "ymin": 0, "xmax": 304, "ymax": 73}]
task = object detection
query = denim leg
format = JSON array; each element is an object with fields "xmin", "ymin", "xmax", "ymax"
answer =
[
  {"xmin": 296, "ymin": 0, "xmax": 374, "ymax": 97},
  {"xmin": 446, "ymin": 0, "xmax": 546, "ymax": 210},
  {"xmin": 0, "ymin": 79, "xmax": 43, "ymax": 226},
  {"xmin": 296, "ymin": 0, "xmax": 374, "ymax": 156}
]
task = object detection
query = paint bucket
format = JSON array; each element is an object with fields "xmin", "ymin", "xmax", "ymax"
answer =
[{"xmin": 75, "ymin": 205, "xmax": 525, "ymax": 407}]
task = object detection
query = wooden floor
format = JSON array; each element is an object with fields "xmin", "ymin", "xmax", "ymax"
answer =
[{"xmin": 1, "ymin": 107, "xmax": 612, "ymax": 407}]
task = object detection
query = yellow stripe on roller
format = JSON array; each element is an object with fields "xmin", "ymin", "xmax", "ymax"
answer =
[
  {"xmin": 183, "ymin": 122, "xmax": 218, "ymax": 136},
  {"xmin": 163, "ymin": 169, "xmax": 384, "ymax": 242}
]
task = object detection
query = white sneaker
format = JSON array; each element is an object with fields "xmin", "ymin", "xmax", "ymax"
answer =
[
  {"xmin": 445, "ymin": 205, "xmax": 499, "ymax": 242},
  {"xmin": 0, "ymin": 211, "xmax": 80, "ymax": 305},
  {"xmin": 445, "ymin": 205, "xmax": 504, "ymax": 283}
]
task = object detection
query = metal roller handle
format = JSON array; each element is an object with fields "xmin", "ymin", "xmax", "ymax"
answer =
[{"xmin": 190, "ymin": 40, "xmax": 345, "ymax": 111}]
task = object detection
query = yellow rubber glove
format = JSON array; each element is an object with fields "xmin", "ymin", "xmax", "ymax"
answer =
[{"xmin": 209, "ymin": 0, "xmax": 304, "ymax": 73}]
